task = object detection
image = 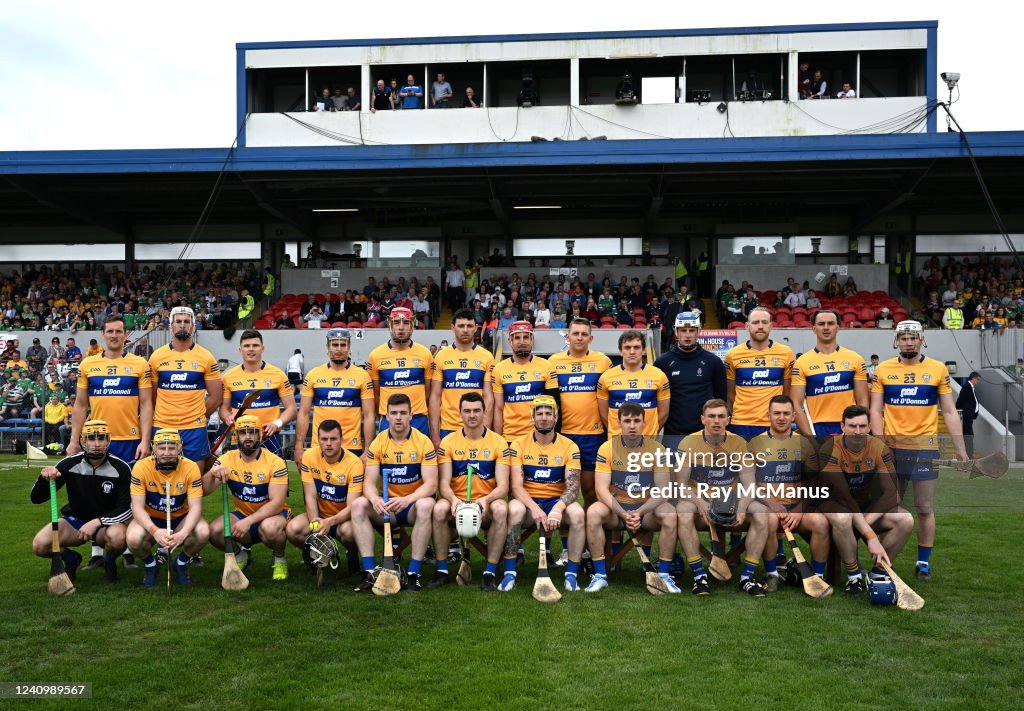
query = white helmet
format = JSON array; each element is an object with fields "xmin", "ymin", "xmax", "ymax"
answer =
[
  {"xmin": 170, "ymin": 306, "xmax": 196, "ymax": 323},
  {"xmin": 674, "ymin": 311, "xmax": 701, "ymax": 329},
  {"xmin": 895, "ymin": 320, "xmax": 923, "ymax": 337},
  {"xmin": 454, "ymin": 502, "xmax": 482, "ymax": 539}
]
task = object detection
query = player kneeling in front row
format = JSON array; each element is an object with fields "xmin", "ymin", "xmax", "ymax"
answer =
[
  {"xmin": 675, "ymin": 399, "xmax": 772, "ymax": 596},
  {"xmin": 126, "ymin": 429, "xmax": 209, "ymax": 586},
  {"xmin": 432, "ymin": 392, "xmax": 510, "ymax": 591},
  {"xmin": 350, "ymin": 394, "xmax": 438, "ymax": 592},
  {"xmin": 502, "ymin": 396, "xmax": 585, "ymax": 592},
  {"xmin": 31, "ymin": 420, "xmax": 133, "ymax": 584},
  {"xmin": 815, "ymin": 405, "xmax": 914, "ymax": 595},
  {"xmin": 750, "ymin": 395, "xmax": 832, "ymax": 591},
  {"xmin": 204, "ymin": 416, "xmax": 291, "ymax": 581},
  {"xmin": 585, "ymin": 402, "xmax": 679, "ymax": 593},
  {"xmin": 286, "ymin": 419, "xmax": 364, "ymax": 580}
]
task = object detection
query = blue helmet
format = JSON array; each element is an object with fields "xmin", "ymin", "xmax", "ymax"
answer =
[{"xmin": 867, "ymin": 572, "xmax": 897, "ymax": 606}]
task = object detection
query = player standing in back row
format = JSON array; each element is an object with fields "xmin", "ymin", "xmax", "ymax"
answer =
[
  {"xmin": 491, "ymin": 321, "xmax": 558, "ymax": 442},
  {"xmin": 790, "ymin": 310, "xmax": 868, "ymax": 437},
  {"xmin": 725, "ymin": 307, "xmax": 793, "ymax": 440},
  {"xmin": 869, "ymin": 320, "xmax": 968, "ymax": 580},
  {"xmin": 367, "ymin": 307, "xmax": 433, "ymax": 436},
  {"xmin": 148, "ymin": 306, "xmax": 222, "ymax": 470},
  {"xmin": 428, "ymin": 309, "xmax": 495, "ymax": 447}
]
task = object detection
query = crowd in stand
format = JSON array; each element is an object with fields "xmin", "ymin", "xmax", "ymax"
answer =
[
  {"xmin": 0, "ymin": 262, "xmax": 263, "ymax": 335},
  {"xmin": 915, "ymin": 255, "xmax": 1023, "ymax": 331}
]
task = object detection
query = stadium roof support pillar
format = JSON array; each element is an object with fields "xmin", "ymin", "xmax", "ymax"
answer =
[{"xmin": 125, "ymin": 233, "xmax": 135, "ymax": 272}]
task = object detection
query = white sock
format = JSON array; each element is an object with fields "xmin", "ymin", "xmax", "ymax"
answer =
[{"xmin": 274, "ymin": 556, "xmax": 287, "ymax": 564}]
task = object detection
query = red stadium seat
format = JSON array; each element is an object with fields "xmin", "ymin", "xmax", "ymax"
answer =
[
  {"xmin": 727, "ymin": 321, "xmax": 745, "ymax": 329},
  {"xmin": 858, "ymin": 307, "xmax": 875, "ymax": 322},
  {"xmin": 863, "ymin": 321, "xmax": 876, "ymax": 328},
  {"xmin": 850, "ymin": 321, "xmax": 863, "ymax": 328},
  {"xmin": 535, "ymin": 324, "xmax": 551, "ymax": 329},
  {"xmin": 893, "ymin": 313, "xmax": 908, "ymax": 325},
  {"xmin": 617, "ymin": 324, "xmax": 631, "ymax": 329},
  {"xmin": 347, "ymin": 321, "xmax": 362, "ymax": 328},
  {"xmin": 600, "ymin": 324, "xmax": 615, "ymax": 329}
]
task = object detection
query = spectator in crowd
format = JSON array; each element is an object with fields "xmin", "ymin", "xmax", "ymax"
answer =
[
  {"xmin": 411, "ymin": 288, "xmax": 432, "ymax": 327},
  {"xmin": 805, "ymin": 69, "xmax": 827, "ymax": 99},
  {"xmin": 389, "ymin": 79, "xmax": 403, "ymax": 109},
  {"xmin": 784, "ymin": 283, "xmax": 807, "ymax": 308},
  {"xmin": 371, "ymin": 79, "xmax": 393, "ymax": 112},
  {"xmin": 977, "ymin": 312, "xmax": 1003, "ymax": 332},
  {"xmin": 1012, "ymin": 358, "xmax": 1024, "ymax": 381},
  {"xmin": 400, "ymin": 74, "xmax": 424, "ymax": 109},
  {"xmin": 445, "ymin": 261, "xmax": 466, "ymax": 311},
  {"xmin": 26, "ymin": 338, "xmax": 47, "ymax": 372},
  {"xmin": 824, "ymin": 273, "xmax": 842, "ymax": 298},
  {"xmin": 925, "ymin": 291, "xmax": 944, "ymax": 324},
  {"xmin": 86, "ymin": 338, "xmax": 102, "ymax": 357},
  {"xmin": 431, "ymin": 72, "xmax": 453, "ymax": 108},
  {"xmin": 550, "ymin": 309, "xmax": 567, "ymax": 329},
  {"xmin": 331, "ymin": 87, "xmax": 349, "ymax": 111},
  {"xmin": 876, "ymin": 307, "xmax": 894, "ymax": 329},
  {"xmin": 343, "ymin": 86, "xmax": 361, "ymax": 111},
  {"xmin": 498, "ymin": 308, "xmax": 517, "ymax": 330},
  {"xmin": 303, "ymin": 305, "xmax": 328, "ymax": 326},
  {"xmin": 805, "ymin": 289, "xmax": 821, "ymax": 310},
  {"xmin": 425, "ymin": 276, "xmax": 442, "ymax": 321},
  {"xmin": 463, "ymin": 86, "xmax": 480, "ymax": 108},
  {"xmin": 943, "ymin": 298, "xmax": 966, "ymax": 330},
  {"xmin": 534, "ymin": 300, "xmax": 551, "ymax": 327},
  {"xmin": 798, "ymin": 61, "xmax": 812, "ymax": 98},
  {"xmin": 836, "ymin": 81, "xmax": 856, "ymax": 98},
  {"xmin": 43, "ymin": 393, "xmax": 66, "ymax": 447},
  {"xmin": 64, "ymin": 338, "xmax": 82, "ymax": 364},
  {"xmin": 866, "ymin": 354, "xmax": 880, "ymax": 383},
  {"xmin": 994, "ymin": 306, "xmax": 1010, "ymax": 329},
  {"xmin": 313, "ymin": 87, "xmax": 333, "ymax": 112},
  {"xmin": 843, "ymin": 277, "xmax": 858, "ymax": 296}
]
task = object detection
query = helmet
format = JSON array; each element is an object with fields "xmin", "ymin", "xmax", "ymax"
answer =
[
  {"xmin": 234, "ymin": 415, "xmax": 261, "ymax": 435},
  {"xmin": 152, "ymin": 428, "xmax": 182, "ymax": 450},
  {"xmin": 81, "ymin": 419, "xmax": 111, "ymax": 443},
  {"xmin": 170, "ymin": 306, "xmax": 196, "ymax": 323},
  {"xmin": 454, "ymin": 502, "xmax": 483, "ymax": 538},
  {"xmin": 303, "ymin": 533, "xmax": 340, "ymax": 570},
  {"xmin": 326, "ymin": 327, "xmax": 351, "ymax": 342},
  {"xmin": 708, "ymin": 495, "xmax": 738, "ymax": 527},
  {"xmin": 895, "ymin": 320, "xmax": 923, "ymax": 337},
  {"xmin": 531, "ymin": 394, "xmax": 559, "ymax": 419},
  {"xmin": 868, "ymin": 572, "xmax": 897, "ymax": 606},
  {"xmin": 152, "ymin": 428, "xmax": 182, "ymax": 471},
  {"xmin": 508, "ymin": 320, "xmax": 533, "ymax": 334},
  {"xmin": 674, "ymin": 311, "xmax": 701, "ymax": 329},
  {"xmin": 389, "ymin": 307, "xmax": 415, "ymax": 324}
]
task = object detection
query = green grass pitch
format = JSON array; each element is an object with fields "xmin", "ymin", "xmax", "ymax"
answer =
[{"xmin": 1, "ymin": 456, "xmax": 1022, "ymax": 710}]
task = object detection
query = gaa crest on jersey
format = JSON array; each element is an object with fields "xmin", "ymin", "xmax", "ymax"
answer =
[
  {"xmin": 842, "ymin": 361, "xmax": 850, "ymax": 369},
  {"xmin": 192, "ymin": 362, "xmax": 200, "ymax": 370},
  {"xmin": 258, "ymin": 473, "xmax": 266, "ymax": 481},
  {"xmin": 176, "ymin": 482, "xmax": 185, "ymax": 492},
  {"xmin": 555, "ymin": 456, "xmax": 563, "ymax": 465},
  {"xmin": 413, "ymin": 359, "xmax": 421, "ymax": 367},
  {"xmin": 534, "ymin": 372, "xmax": 542, "ymax": 378},
  {"xmin": 475, "ymin": 360, "xmax": 482, "ymax": 367},
  {"xmin": 923, "ymin": 374, "xmax": 932, "ymax": 383},
  {"xmin": 264, "ymin": 379, "xmax": 272, "ymax": 387},
  {"xmin": 409, "ymin": 452, "xmax": 418, "ymax": 462},
  {"xmin": 483, "ymin": 449, "xmax": 492, "ymax": 458},
  {"xmin": 773, "ymin": 358, "xmax": 780, "ymax": 366},
  {"xmin": 645, "ymin": 379, "xmax": 653, "ymax": 387},
  {"xmin": 125, "ymin": 367, "xmax": 133, "ymax": 374},
  {"xmin": 589, "ymin": 364, "xmax": 596, "ymax": 371},
  {"xmin": 865, "ymin": 458, "xmax": 874, "ymax": 469},
  {"xmin": 349, "ymin": 379, "xmax": 356, "ymax": 386}
]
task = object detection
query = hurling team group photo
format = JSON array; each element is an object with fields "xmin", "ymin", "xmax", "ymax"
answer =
[{"xmin": 31, "ymin": 301, "xmax": 1002, "ymax": 609}]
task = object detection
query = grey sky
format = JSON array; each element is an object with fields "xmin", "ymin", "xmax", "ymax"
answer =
[{"xmin": 0, "ymin": 1, "xmax": 1017, "ymax": 151}]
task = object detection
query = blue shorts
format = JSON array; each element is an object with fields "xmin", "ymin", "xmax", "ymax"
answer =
[
  {"xmin": 108, "ymin": 439, "xmax": 140, "ymax": 465},
  {"xmin": 346, "ymin": 448, "xmax": 364, "ymax": 458},
  {"xmin": 729, "ymin": 424, "xmax": 769, "ymax": 441},
  {"xmin": 388, "ymin": 503, "xmax": 415, "ymax": 526},
  {"xmin": 379, "ymin": 414, "xmax": 430, "ymax": 437},
  {"xmin": 892, "ymin": 448, "xmax": 939, "ymax": 481},
  {"xmin": 813, "ymin": 422, "xmax": 842, "ymax": 437},
  {"xmin": 440, "ymin": 429, "xmax": 455, "ymax": 441},
  {"xmin": 231, "ymin": 509, "xmax": 288, "ymax": 545},
  {"xmin": 563, "ymin": 433, "xmax": 603, "ymax": 471},
  {"xmin": 62, "ymin": 515, "xmax": 99, "ymax": 541},
  {"xmin": 532, "ymin": 497, "xmax": 562, "ymax": 516},
  {"xmin": 154, "ymin": 426, "xmax": 211, "ymax": 462}
]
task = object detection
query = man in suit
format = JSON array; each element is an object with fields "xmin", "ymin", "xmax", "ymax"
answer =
[{"xmin": 956, "ymin": 371, "xmax": 981, "ymax": 457}]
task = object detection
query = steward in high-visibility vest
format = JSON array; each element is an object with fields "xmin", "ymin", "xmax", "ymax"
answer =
[
  {"xmin": 238, "ymin": 289, "xmax": 256, "ymax": 322},
  {"xmin": 262, "ymin": 268, "xmax": 276, "ymax": 298}
]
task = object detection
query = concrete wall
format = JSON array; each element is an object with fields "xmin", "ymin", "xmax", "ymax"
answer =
[
  {"xmin": 715, "ymin": 264, "xmax": 888, "ymax": 292},
  {"xmin": 245, "ymin": 97, "xmax": 927, "ymax": 147}
]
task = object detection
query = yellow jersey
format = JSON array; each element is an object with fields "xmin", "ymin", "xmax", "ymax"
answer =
[
  {"xmin": 595, "ymin": 436, "xmax": 668, "ymax": 509},
  {"xmin": 509, "ymin": 433, "xmax": 580, "ymax": 500},
  {"xmin": 213, "ymin": 447, "xmax": 290, "ymax": 517},
  {"xmin": 677, "ymin": 431, "xmax": 749, "ymax": 492},
  {"xmin": 366, "ymin": 428, "xmax": 437, "ymax": 498},
  {"xmin": 871, "ymin": 355, "xmax": 952, "ymax": 450},
  {"xmin": 300, "ymin": 445, "xmax": 364, "ymax": 517},
  {"xmin": 491, "ymin": 356, "xmax": 557, "ymax": 440},
  {"xmin": 549, "ymin": 350, "xmax": 613, "ymax": 435},
  {"xmin": 596, "ymin": 364, "xmax": 670, "ymax": 436},
  {"xmin": 77, "ymin": 352, "xmax": 152, "ymax": 440},
  {"xmin": 792, "ymin": 347, "xmax": 866, "ymax": 425},
  {"xmin": 817, "ymin": 435, "xmax": 895, "ymax": 505},
  {"xmin": 149, "ymin": 343, "xmax": 220, "ymax": 429},
  {"xmin": 437, "ymin": 428, "xmax": 508, "ymax": 501},
  {"xmin": 301, "ymin": 362, "xmax": 374, "ymax": 451},
  {"xmin": 130, "ymin": 456, "xmax": 203, "ymax": 522},
  {"xmin": 725, "ymin": 340, "xmax": 794, "ymax": 426},
  {"xmin": 221, "ymin": 361, "xmax": 292, "ymax": 428},
  {"xmin": 366, "ymin": 341, "xmax": 433, "ymax": 416},
  {"xmin": 748, "ymin": 431, "xmax": 818, "ymax": 506},
  {"xmin": 428, "ymin": 345, "xmax": 495, "ymax": 431}
]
